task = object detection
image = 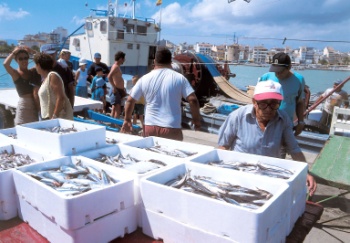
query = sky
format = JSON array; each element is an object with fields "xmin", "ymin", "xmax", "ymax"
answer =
[{"xmin": 0, "ymin": 0, "xmax": 350, "ymax": 52}]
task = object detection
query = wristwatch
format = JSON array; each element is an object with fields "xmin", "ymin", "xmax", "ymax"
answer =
[{"xmin": 298, "ymin": 121, "xmax": 305, "ymax": 125}]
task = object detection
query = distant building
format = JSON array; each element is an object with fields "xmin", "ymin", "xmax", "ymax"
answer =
[
  {"xmin": 18, "ymin": 27, "xmax": 69, "ymax": 50},
  {"xmin": 195, "ymin": 43, "xmax": 212, "ymax": 55},
  {"xmin": 251, "ymin": 45, "xmax": 268, "ymax": 63}
]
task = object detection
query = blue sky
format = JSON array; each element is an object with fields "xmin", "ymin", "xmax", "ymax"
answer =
[{"xmin": 0, "ymin": 0, "xmax": 350, "ymax": 52}]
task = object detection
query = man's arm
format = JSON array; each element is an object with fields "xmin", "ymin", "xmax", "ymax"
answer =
[
  {"xmin": 121, "ymin": 96, "xmax": 136, "ymax": 133},
  {"xmin": 107, "ymin": 64, "xmax": 117, "ymax": 92},
  {"xmin": 294, "ymin": 99, "xmax": 305, "ymax": 136},
  {"xmin": 290, "ymin": 151, "xmax": 317, "ymax": 196},
  {"xmin": 186, "ymin": 93, "xmax": 201, "ymax": 131}
]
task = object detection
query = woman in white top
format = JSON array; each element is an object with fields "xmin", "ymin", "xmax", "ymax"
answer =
[
  {"xmin": 75, "ymin": 58, "xmax": 88, "ymax": 98},
  {"xmin": 34, "ymin": 53, "xmax": 73, "ymax": 120}
]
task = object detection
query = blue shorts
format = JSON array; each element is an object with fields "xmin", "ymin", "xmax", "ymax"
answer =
[{"xmin": 92, "ymin": 87, "xmax": 104, "ymax": 101}]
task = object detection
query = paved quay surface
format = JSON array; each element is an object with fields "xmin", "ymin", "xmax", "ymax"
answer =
[{"xmin": 182, "ymin": 128, "xmax": 350, "ymax": 243}]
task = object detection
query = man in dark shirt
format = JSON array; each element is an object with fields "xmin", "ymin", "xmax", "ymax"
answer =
[
  {"xmin": 40, "ymin": 45, "xmax": 75, "ymax": 108},
  {"xmin": 87, "ymin": 52, "xmax": 110, "ymax": 82}
]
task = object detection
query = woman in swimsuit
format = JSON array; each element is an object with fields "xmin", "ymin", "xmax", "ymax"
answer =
[{"xmin": 3, "ymin": 46, "xmax": 42, "ymax": 125}]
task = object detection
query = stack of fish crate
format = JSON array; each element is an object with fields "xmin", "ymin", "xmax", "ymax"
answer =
[
  {"xmin": 0, "ymin": 144, "xmax": 53, "ymax": 220},
  {"xmin": 13, "ymin": 156, "xmax": 137, "ymax": 243},
  {"xmin": 0, "ymin": 118, "xmax": 142, "ymax": 242},
  {"xmin": 189, "ymin": 149, "xmax": 308, "ymax": 235},
  {"xmin": 140, "ymin": 162, "xmax": 291, "ymax": 243}
]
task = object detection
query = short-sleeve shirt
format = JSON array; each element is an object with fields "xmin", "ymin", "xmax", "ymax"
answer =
[
  {"xmin": 130, "ymin": 68, "xmax": 194, "ymax": 128},
  {"xmin": 218, "ymin": 104, "xmax": 301, "ymax": 158},
  {"xmin": 259, "ymin": 72, "xmax": 305, "ymax": 121}
]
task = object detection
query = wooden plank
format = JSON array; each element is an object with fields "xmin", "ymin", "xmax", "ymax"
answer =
[{"xmin": 311, "ymin": 135, "xmax": 350, "ymax": 190}]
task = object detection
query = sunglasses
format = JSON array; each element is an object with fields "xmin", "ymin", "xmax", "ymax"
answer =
[
  {"xmin": 18, "ymin": 56, "xmax": 29, "ymax": 61},
  {"xmin": 256, "ymin": 102, "xmax": 280, "ymax": 110}
]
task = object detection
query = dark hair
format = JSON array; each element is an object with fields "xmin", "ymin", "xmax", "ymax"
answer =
[
  {"xmin": 115, "ymin": 51, "xmax": 125, "ymax": 61},
  {"xmin": 33, "ymin": 53, "xmax": 54, "ymax": 71},
  {"xmin": 15, "ymin": 49, "xmax": 29, "ymax": 61},
  {"xmin": 155, "ymin": 48, "xmax": 172, "ymax": 65}
]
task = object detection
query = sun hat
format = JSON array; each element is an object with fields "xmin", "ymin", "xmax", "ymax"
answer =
[
  {"xmin": 79, "ymin": 58, "xmax": 87, "ymax": 66},
  {"xmin": 94, "ymin": 53, "xmax": 101, "ymax": 58},
  {"xmin": 269, "ymin": 52, "xmax": 291, "ymax": 72},
  {"xmin": 40, "ymin": 44, "xmax": 58, "ymax": 55},
  {"xmin": 60, "ymin": 49, "xmax": 70, "ymax": 54},
  {"xmin": 254, "ymin": 80, "xmax": 283, "ymax": 101}
]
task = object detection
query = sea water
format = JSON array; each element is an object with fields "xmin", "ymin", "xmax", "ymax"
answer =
[
  {"xmin": 229, "ymin": 65, "xmax": 350, "ymax": 94},
  {"xmin": 0, "ymin": 58, "xmax": 349, "ymax": 95}
]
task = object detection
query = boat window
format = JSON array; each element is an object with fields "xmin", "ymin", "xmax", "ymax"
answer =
[
  {"xmin": 137, "ymin": 25, "xmax": 147, "ymax": 36},
  {"xmin": 125, "ymin": 24, "xmax": 134, "ymax": 34},
  {"xmin": 127, "ymin": 43, "xmax": 133, "ymax": 49},
  {"xmin": 100, "ymin": 21, "xmax": 107, "ymax": 32},
  {"xmin": 136, "ymin": 44, "xmax": 140, "ymax": 50},
  {"xmin": 73, "ymin": 38, "xmax": 80, "ymax": 47},
  {"xmin": 85, "ymin": 22, "xmax": 93, "ymax": 31},
  {"xmin": 117, "ymin": 30, "xmax": 124, "ymax": 40}
]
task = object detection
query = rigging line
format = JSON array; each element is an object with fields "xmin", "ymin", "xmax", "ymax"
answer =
[{"xmin": 240, "ymin": 37, "xmax": 350, "ymax": 44}]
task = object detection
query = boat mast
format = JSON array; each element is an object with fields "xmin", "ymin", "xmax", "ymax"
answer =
[{"xmin": 132, "ymin": 0, "xmax": 136, "ymax": 19}]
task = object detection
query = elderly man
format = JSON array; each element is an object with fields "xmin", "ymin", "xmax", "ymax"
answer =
[{"xmin": 218, "ymin": 80, "xmax": 317, "ymax": 196}]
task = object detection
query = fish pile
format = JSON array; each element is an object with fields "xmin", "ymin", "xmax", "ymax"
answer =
[
  {"xmin": 143, "ymin": 142, "xmax": 197, "ymax": 158},
  {"xmin": 106, "ymin": 137, "xmax": 119, "ymax": 144},
  {"xmin": 38, "ymin": 124, "xmax": 79, "ymax": 134},
  {"xmin": 6, "ymin": 133, "xmax": 17, "ymax": 139},
  {"xmin": 208, "ymin": 161, "xmax": 294, "ymax": 179},
  {"xmin": 165, "ymin": 170, "xmax": 273, "ymax": 210},
  {"xmin": 25, "ymin": 159, "xmax": 119, "ymax": 197},
  {"xmin": 0, "ymin": 150, "xmax": 36, "ymax": 171},
  {"xmin": 94, "ymin": 153, "xmax": 167, "ymax": 174}
]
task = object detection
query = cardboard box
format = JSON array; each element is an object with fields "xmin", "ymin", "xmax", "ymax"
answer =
[
  {"xmin": 140, "ymin": 162, "xmax": 290, "ymax": 243},
  {"xmin": 13, "ymin": 156, "xmax": 135, "ymax": 230},
  {"xmin": 16, "ymin": 119, "xmax": 106, "ymax": 156}
]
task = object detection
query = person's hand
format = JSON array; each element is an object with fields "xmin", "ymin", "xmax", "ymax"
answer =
[
  {"xmin": 121, "ymin": 120, "xmax": 133, "ymax": 134},
  {"xmin": 307, "ymin": 174, "xmax": 317, "ymax": 197},
  {"xmin": 294, "ymin": 123, "xmax": 304, "ymax": 136}
]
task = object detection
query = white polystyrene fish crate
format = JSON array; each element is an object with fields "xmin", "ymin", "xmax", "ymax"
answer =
[
  {"xmin": 142, "ymin": 207, "xmax": 238, "ymax": 243},
  {"xmin": 189, "ymin": 149, "xmax": 308, "ymax": 234},
  {"xmin": 77, "ymin": 144, "xmax": 183, "ymax": 227},
  {"xmin": 105, "ymin": 130, "xmax": 144, "ymax": 144},
  {"xmin": 0, "ymin": 143, "xmax": 55, "ymax": 220},
  {"xmin": 123, "ymin": 136, "xmax": 214, "ymax": 160},
  {"xmin": 18, "ymin": 197, "xmax": 137, "ymax": 243},
  {"xmin": 0, "ymin": 127, "xmax": 17, "ymax": 142},
  {"xmin": 140, "ymin": 162, "xmax": 291, "ymax": 243},
  {"xmin": 13, "ymin": 156, "xmax": 135, "ymax": 230},
  {"xmin": 16, "ymin": 118, "xmax": 106, "ymax": 156}
]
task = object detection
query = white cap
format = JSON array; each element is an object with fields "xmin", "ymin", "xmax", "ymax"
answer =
[
  {"xmin": 79, "ymin": 58, "xmax": 87, "ymax": 66},
  {"xmin": 254, "ymin": 80, "xmax": 283, "ymax": 101}
]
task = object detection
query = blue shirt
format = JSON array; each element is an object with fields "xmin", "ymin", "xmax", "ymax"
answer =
[
  {"xmin": 218, "ymin": 105, "xmax": 301, "ymax": 158},
  {"xmin": 258, "ymin": 72, "xmax": 305, "ymax": 121}
]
